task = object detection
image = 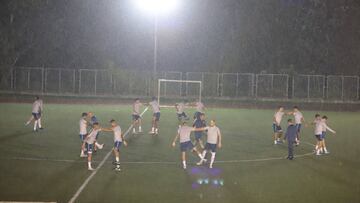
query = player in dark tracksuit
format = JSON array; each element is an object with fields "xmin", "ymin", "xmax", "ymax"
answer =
[{"xmin": 284, "ymin": 119, "xmax": 298, "ymax": 160}]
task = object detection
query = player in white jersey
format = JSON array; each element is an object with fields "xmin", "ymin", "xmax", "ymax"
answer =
[
  {"xmin": 192, "ymin": 100, "xmax": 205, "ymax": 120},
  {"xmin": 175, "ymin": 100, "xmax": 189, "ymax": 125},
  {"xmin": 311, "ymin": 114, "xmax": 323, "ymax": 155},
  {"xmin": 197, "ymin": 119, "xmax": 222, "ymax": 169},
  {"xmin": 132, "ymin": 98, "xmax": 143, "ymax": 134},
  {"xmin": 102, "ymin": 119, "xmax": 127, "ymax": 171},
  {"xmin": 272, "ymin": 106, "xmax": 285, "ymax": 144},
  {"xmin": 172, "ymin": 120, "xmax": 206, "ymax": 169},
  {"xmin": 319, "ymin": 116, "xmax": 336, "ymax": 155},
  {"xmin": 148, "ymin": 97, "xmax": 161, "ymax": 135},
  {"xmin": 86, "ymin": 112, "xmax": 104, "ymax": 151},
  {"xmin": 25, "ymin": 96, "xmax": 44, "ymax": 132},
  {"xmin": 82, "ymin": 122, "xmax": 102, "ymax": 170},
  {"xmin": 287, "ymin": 106, "xmax": 305, "ymax": 145},
  {"xmin": 79, "ymin": 112, "xmax": 88, "ymax": 157}
]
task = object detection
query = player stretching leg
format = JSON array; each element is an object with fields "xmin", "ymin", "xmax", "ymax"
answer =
[
  {"xmin": 79, "ymin": 112, "xmax": 88, "ymax": 157},
  {"xmin": 192, "ymin": 100, "xmax": 205, "ymax": 121},
  {"xmin": 272, "ymin": 106, "xmax": 285, "ymax": 144},
  {"xmin": 87, "ymin": 112, "xmax": 104, "ymax": 151},
  {"xmin": 25, "ymin": 96, "xmax": 44, "ymax": 132},
  {"xmin": 148, "ymin": 97, "xmax": 161, "ymax": 135},
  {"xmin": 82, "ymin": 122, "xmax": 102, "ymax": 170},
  {"xmin": 193, "ymin": 113, "xmax": 206, "ymax": 149},
  {"xmin": 320, "ymin": 116, "xmax": 336, "ymax": 154},
  {"xmin": 172, "ymin": 120, "xmax": 205, "ymax": 169},
  {"xmin": 132, "ymin": 98, "xmax": 143, "ymax": 134},
  {"xmin": 102, "ymin": 119, "xmax": 128, "ymax": 171},
  {"xmin": 287, "ymin": 106, "xmax": 305, "ymax": 146},
  {"xmin": 197, "ymin": 119, "xmax": 222, "ymax": 168}
]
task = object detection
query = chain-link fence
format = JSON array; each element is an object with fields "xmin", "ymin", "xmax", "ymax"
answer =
[
  {"xmin": 0, "ymin": 66, "xmax": 359, "ymax": 102},
  {"xmin": 327, "ymin": 75, "xmax": 359, "ymax": 101},
  {"xmin": 255, "ymin": 74, "xmax": 289, "ymax": 98},
  {"xmin": 292, "ymin": 75, "xmax": 325, "ymax": 100}
]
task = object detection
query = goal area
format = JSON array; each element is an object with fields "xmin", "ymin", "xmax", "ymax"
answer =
[{"xmin": 157, "ymin": 79, "xmax": 202, "ymax": 106}]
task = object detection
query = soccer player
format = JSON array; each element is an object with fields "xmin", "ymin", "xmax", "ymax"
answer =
[
  {"xmin": 272, "ymin": 106, "xmax": 285, "ymax": 144},
  {"xmin": 102, "ymin": 119, "xmax": 127, "ymax": 171},
  {"xmin": 25, "ymin": 96, "xmax": 44, "ymax": 132},
  {"xmin": 175, "ymin": 100, "xmax": 189, "ymax": 125},
  {"xmin": 287, "ymin": 106, "xmax": 305, "ymax": 145},
  {"xmin": 311, "ymin": 114, "xmax": 323, "ymax": 155},
  {"xmin": 283, "ymin": 119, "xmax": 297, "ymax": 160},
  {"xmin": 82, "ymin": 122, "xmax": 102, "ymax": 170},
  {"xmin": 197, "ymin": 119, "xmax": 222, "ymax": 168},
  {"xmin": 132, "ymin": 98, "xmax": 143, "ymax": 134},
  {"xmin": 193, "ymin": 100, "xmax": 205, "ymax": 120},
  {"xmin": 79, "ymin": 112, "xmax": 88, "ymax": 157},
  {"xmin": 193, "ymin": 113, "xmax": 206, "ymax": 149},
  {"xmin": 319, "ymin": 116, "xmax": 336, "ymax": 154},
  {"xmin": 87, "ymin": 112, "xmax": 104, "ymax": 151},
  {"xmin": 171, "ymin": 120, "xmax": 206, "ymax": 169},
  {"xmin": 148, "ymin": 97, "xmax": 160, "ymax": 135}
]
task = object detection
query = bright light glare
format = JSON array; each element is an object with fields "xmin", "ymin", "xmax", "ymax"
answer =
[{"xmin": 133, "ymin": 0, "xmax": 179, "ymax": 16}]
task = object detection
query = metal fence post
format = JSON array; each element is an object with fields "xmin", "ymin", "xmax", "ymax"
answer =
[
  {"xmin": 27, "ymin": 68, "xmax": 30, "ymax": 90},
  {"xmin": 255, "ymin": 74, "xmax": 258, "ymax": 98},
  {"xmin": 322, "ymin": 75, "xmax": 325, "ymax": 99},
  {"xmin": 220, "ymin": 73, "xmax": 224, "ymax": 97},
  {"xmin": 341, "ymin": 75, "xmax": 344, "ymax": 100},
  {"xmin": 271, "ymin": 74, "xmax": 274, "ymax": 97},
  {"xmin": 94, "ymin": 70, "xmax": 97, "ymax": 95},
  {"xmin": 307, "ymin": 75, "xmax": 310, "ymax": 99},
  {"xmin": 78, "ymin": 69, "xmax": 82, "ymax": 94},
  {"xmin": 286, "ymin": 75, "xmax": 289, "ymax": 98},
  {"xmin": 58, "ymin": 69, "xmax": 62, "ymax": 93},
  {"xmin": 236, "ymin": 73, "xmax": 239, "ymax": 97},
  {"xmin": 292, "ymin": 75, "xmax": 295, "ymax": 99}
]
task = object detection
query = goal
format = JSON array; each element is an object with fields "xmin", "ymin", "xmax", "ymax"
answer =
[{"xmin": 157, "ymin": 79, "xmax": 202, "ymax": 106}]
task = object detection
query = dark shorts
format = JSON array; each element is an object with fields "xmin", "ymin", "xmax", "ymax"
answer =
[
  {"xmin": 205, "ymin": 143, "xmax": 217, "ymax": 152},
  {"xmin": 295, "ymin": 124, "xmax": 302, "ymax": 133},
  {"xmin": 32, "ymin": 112, "xmax": 41, "ymax": 120},
  {"xmin": 193, "ymin": 112, "xmax": 202, "ymax": 120},
  {"xmin": 79, "ymin": 134, "xmax": 87, "ymax": 142},
  {"xmin": 114, "ymin": 141, "xmax": 122, "ymax": 151},
  {"xmin": 321, "ymin": 132, "xmax": 326, "ymax": 140},
  {"xmin": 315, "ymin": 134, "xmax": 323, "ymax": 141},
  {"xmin": 272, "ymin": 123, "xmax": 282, "ymax": 133},
  {"xmin": 132, "ymin": 114, "xmax": 141, "ymax": 121},
  {"xmin": 177, "ymin": 112, "xmax": 187, "ymax": 120},
  {"xmin": 180, "ymin": 141, "xmax": 194, "ymax": 152},
  {"xmin": 85, "ymin": 143, "xmax": 93, "ymax": 154},
  {"xmin": 194, "ymin": 132, "xmax": 203, "ymax": 140},
  {"xmin": 153, "ymin": 112, "xmax": 160, "ymax": 121}
]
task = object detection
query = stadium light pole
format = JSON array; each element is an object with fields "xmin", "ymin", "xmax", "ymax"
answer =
[{"xmin": 133, "ymin": 0, "xmax": 179, "ymax": 93}]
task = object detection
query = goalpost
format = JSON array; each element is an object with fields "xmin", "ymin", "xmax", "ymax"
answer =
[{"xmin": 157, "ymin": 79, "xmax": 202, "ymax": 106}]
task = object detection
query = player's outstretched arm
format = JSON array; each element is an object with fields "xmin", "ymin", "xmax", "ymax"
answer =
[
  {"xmin": 218, "ymin": 131, "xmax": 222, "ymax": 148},
  {"xmin": 101, "ymin": 127, "xmax": 113, "ymax": 132},
  {"xmin": 192, "ymin": 127, "xmax": 206, "ymax": 132},
  {"xmin": 172, "ymin": 134, "xmax": 179, "ymax": 147}
]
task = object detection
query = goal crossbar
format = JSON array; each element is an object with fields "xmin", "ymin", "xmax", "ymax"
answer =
[{"xmin": 157, "ymin": 79, "xmax": 202, "ymax": 106}]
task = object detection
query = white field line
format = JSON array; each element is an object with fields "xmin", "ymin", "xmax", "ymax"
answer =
[
  {"xmin": 67, "ymin": 107, "xmax": 149, "ymax": 203},
  {"xmin": 1, "ymin": 140, "xmax": 315, "ymax": 165}
]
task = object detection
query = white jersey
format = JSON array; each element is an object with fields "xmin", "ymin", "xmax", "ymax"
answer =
[
  {"xmin": 149, "ymin": 100, "xmax": 160, "ymax": 113},
  {"xmin": 85, "ymin": 128, "xmax": 101, "ymax": 144},
  {"xmin": 294, "ymin": 111, "xmax": 303, "ymax": 124},
  {"xmin": 273, "ymin": 111, "xmax": 284, "ymax": 124},
  {"xmin": 205, "ymin": 126, "xmax": 220, "ymax": 144},
  {"xmin": 314, "ymin": 119, "xmax": 323, "ymax": 135},
  {"xmin": 176, "ymin": 102, "xmax": 185, "ymax": 114},
  {"xmin": 321, "ymin": 120, "xmax": 335, "ymax": 133},
  {"xmin": 32, "ymin": 99, "xmax": 43, "ymax": 113},
  {"xmin": 178, "ymin": 126, "xmax": 193, "ymax": 143},
  {"xmin": 133, "ymin": 102, "xmax": 142, "ymax": 115},
  {"xmin": 79, "ymin": 118, "xmax": 87, "ymax": 135},
  {"xmin": 195, "ymin": 102, "xmax": 205, "ymax": 113},
  {"xmin": 112, "ymin": 125, "xmax": 122, "ymax": 142}
]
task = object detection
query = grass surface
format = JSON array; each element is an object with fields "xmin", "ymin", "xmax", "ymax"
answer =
[{"xmin": 0, "ymin": 103, "xmax": 359, "ymax": 203}]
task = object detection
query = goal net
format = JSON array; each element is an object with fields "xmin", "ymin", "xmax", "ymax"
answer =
[{"xmin": 157, "ymin": 79, "xmax": 202, "ymax": 106}]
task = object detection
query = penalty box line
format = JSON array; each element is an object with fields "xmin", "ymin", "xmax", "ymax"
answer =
[{"xmin": 67, "ymin": 107, "xmax": 149, "ymax": 203}]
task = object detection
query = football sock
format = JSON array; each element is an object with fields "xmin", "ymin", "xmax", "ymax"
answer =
[
  {"xmin": 151, "ymin": 127, "xmax": 155, "ymax": 132},
  {"xmin": 133, "ymin": 128, "xmax": 136, "ymax": 133},
  {"xmin": 202, "ymin": 150, "xmax": 207, "ymax": 160},
  {"xmin": 182, "ymin": 161, "xmax": 186, "ymax": 168},
  {"xmin": 139, "ymin": 126, "xmax": 142, "ymax": 132},
  {"xmin": 34, "ymin": 120, "xmax": 38, "ymax": 130},
  {"xmin": 88, "ymin": 162, "xmax": 92, "ymax": 169},
  {"xmin": 116, "ymin": 157, "xmax": 120, "ymax": 163},
  {"xmin": 38, "ymin": 119, "xmax": 42, "ymax": 128},
  {"xmin": 210, "ymin": 152, "xmax": 216, "ymax": 167}
]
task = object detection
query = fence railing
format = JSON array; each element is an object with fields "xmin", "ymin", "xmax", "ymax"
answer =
[{"xmin": 0, "ymin": 67, "xmax": 359, "ymax": 102}]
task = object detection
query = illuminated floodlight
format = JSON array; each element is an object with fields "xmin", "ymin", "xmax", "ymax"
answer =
[{"xmin": 133, "ymin": 0, "xmax": 179, "ymax": 16}]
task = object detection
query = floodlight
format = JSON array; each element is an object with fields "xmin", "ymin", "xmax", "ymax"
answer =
[{"xmin": 133, "ymin": 0, "xmax": 179, "ymax": 16}]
